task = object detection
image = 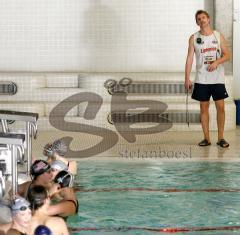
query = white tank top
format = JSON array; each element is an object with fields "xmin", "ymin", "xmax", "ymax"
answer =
[{"xmin": 193, "ymin": 31, "xmax": 225, "ymax": 84}]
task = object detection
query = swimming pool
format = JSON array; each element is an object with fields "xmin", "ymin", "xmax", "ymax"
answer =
[{"xmin": 67, "ymin": 160, "xmax": 240, "ymax": 234}]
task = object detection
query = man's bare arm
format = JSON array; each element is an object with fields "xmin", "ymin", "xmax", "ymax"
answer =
[{"xmin": 185, "ymin": 35, "xmax": 194, "ymax": 90}]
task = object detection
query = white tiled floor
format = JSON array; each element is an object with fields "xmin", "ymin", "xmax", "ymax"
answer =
[{"xmin": 32, "ymin": 127, "xmax": 240, "ymax": 162}]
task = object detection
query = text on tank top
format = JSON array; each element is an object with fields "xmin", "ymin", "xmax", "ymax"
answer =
[{"xmin": 193, "ymin": 31, "xmax": 225, "ymax": 84}]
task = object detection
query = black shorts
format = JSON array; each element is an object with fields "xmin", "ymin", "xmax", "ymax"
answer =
[{"xmin": 191, "ymin": 83, "xmax": 229, "ymax": 101}]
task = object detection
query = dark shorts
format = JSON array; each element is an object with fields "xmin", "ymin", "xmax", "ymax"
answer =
[{"xmin": 191, "ymin": 83, "xmax": 229, "ymax": 101}]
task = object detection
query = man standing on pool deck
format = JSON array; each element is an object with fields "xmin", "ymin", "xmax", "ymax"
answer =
[{"xmin": 185, "ymin": 10, "xmax": 230, "ymax": 148}]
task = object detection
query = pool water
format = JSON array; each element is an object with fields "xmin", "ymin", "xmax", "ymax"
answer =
[{"xmin": 67, "ymin": 161, "xmax": 240, "ymax": 234}]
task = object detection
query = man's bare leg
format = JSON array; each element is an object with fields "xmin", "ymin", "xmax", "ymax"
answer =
[
  {"xmin": 215, "ymin": 99, "xmax": 225, "ymax": 141},
  {"xmin": 200, "ymin": 101, "xmax": 210, "ymax": 142}
]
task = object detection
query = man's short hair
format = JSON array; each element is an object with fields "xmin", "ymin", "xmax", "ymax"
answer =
[{"xmin": 195, "ymin": 10, "xmax": 210, "ymax": 23}]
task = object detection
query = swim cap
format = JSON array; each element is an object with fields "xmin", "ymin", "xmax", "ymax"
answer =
[
  {"xmin": 10, "ymin": 197, "xmax": 30, "ymax": 215},
  {"xmin": 34, "ymin": 225, "xmax": 53, "ymax": 235},
  {"xmin": 51, "ymin": 160, "xmax": 68, "ymax": 171},
  {"xmin": 54, "ymin": 170, "xmax": 73, "ymax": 188},
  {"xmin": 30, "ymin": 160, "xmax": 50, "ymax": 179},
  {"xmin": 51, "ymin": 139, "xmax": 67, "ymax": 156},
  {"xmin": 43, "ymin": 143, "xmax": 53, "ymax": 157},
  {"xmin": 43, "ymin": 140, "xmax": 67, "ymax": 157}
]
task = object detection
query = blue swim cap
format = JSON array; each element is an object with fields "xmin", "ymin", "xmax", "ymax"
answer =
[{"xmin": 34, "ymin": 225, "xmax": 53, "ymax": 235}]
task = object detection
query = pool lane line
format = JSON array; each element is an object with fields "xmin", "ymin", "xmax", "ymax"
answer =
[
  {"xmin": 69, "ymin": 225, "xmax": 240, "ymax": 233},
  {"xmin": 74, "ymin": 187, "xmax": 240, "ymax": 193}
]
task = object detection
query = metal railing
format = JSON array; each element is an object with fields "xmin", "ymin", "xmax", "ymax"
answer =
[
  {"xmin": 0, "ymin": 133, "xmax": 25, "ymax": 198},
  {"xmin": 0, "ymin": 110, "xmax": 38, "ymax": 173}
]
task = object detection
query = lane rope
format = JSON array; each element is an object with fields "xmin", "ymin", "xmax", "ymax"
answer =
[
  {"xmin": 69, "ymin": 225, "xmax": 240, "ymax": 233},
  {"xmin": 74, "ymin": 187, "xmax": 240, "ymax": 193}
]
